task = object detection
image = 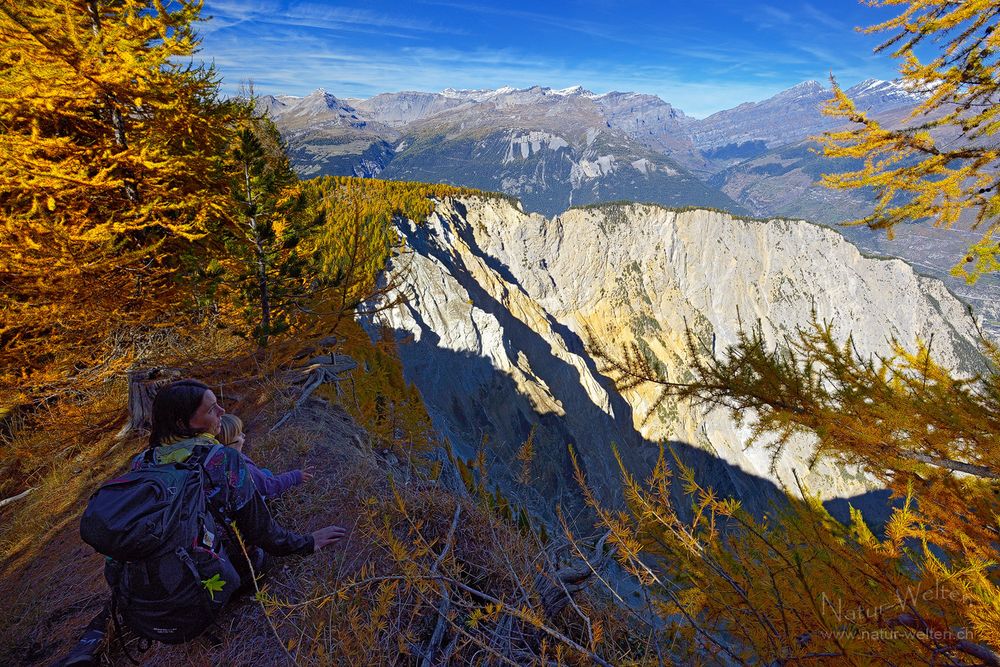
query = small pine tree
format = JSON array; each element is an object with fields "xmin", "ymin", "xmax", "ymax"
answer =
[{"xmin": 223, "ymin": 101, "xmax": 313, "ymax": 346}]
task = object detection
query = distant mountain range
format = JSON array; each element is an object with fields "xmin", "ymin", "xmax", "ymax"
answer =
[
  {"xmin": 263, "ymin": 80, "xmax": 1000, "ymax": 333},
  {"xmin": 264, "ymin": 84, "xmax": 734, "ymax": 216},
  {"xmin": 262, "ymin": 79, "xmax": 923, "ymax": 220}
]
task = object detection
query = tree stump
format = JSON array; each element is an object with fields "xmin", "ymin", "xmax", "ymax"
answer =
[
  {"xmin": 117, "ymin": 367, "xmax": 182, "ymax": 438},
  {"xmin": 268, "ymin": 354, "xmax": 359, "ymax": 434}
]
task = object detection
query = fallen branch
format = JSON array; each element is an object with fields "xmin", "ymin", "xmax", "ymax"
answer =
[
  {"xmin": 270, "ymin": 355, "xmax": 358, "ymax": 434},
  {"xmin": 444, "ymin": 576, "xmax": 614, "ymax": 667},
  {"xmin": 536, "ymin": 530, "xmax": 615, "ymax": 618},
  {"xmin": 438, "ymin": 635, "xmax": 459, "ymax": 664},
  {"xmin": 422, "ymin": 504, "xmax": 462, "ymax": 667},
  {"xmin": 906, "ymin": 452, "xmax": 1000, "ymax": 479},
  {"xmin": 269, "ymin": 372, "xmax": 323, "ymax": 434},
  {"xmin": 889, "ymin": 613, "xmax": 1000, "ymax": 666},
  {"xmin": 0, "ymin": 487, "xmax": 36, "ymax": 509},
  {"xmin": 271, "ymin": 569, "xmax": 613, "ymax": 665}
]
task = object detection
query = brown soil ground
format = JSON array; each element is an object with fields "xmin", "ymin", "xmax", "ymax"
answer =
[{"xmin": 0, "ymin": 396, "xmax": 375, "ymax": 667}]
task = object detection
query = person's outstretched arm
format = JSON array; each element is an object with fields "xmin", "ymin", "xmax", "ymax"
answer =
[
  {"xmin": 265, "ymin": 469, "xmax": 304, "ymax": 497},
  {"xmin": 213, "ymin": 448, "xmax": 343, "ymax": 554},
  {"xmin": 233, "ymin": 494, "xmax": 345, "ymax": 553},
  {"xmin": 232, "ymin": 491, "xmax": 314, "ymax": 555},
  {"xmin": 240, "ymin": 454, "xmax": 297, "ymax": 499}
]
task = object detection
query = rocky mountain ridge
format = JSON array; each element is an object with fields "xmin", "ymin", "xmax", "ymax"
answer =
[
  {"xmin": 691, "ymin": 78, "xmax": 925, "ymax": 159},
  {"xmin": 267, "ymin": 79, "xmax": 922, "ymax": 178},
  {"xmin": 363, "ymin": 197, "xmax": 984, "ymax": 518},
  {"xmin": 267, "ymin": 82, "xmax": 1000, "ymax": 335},
  {"xmin": 264, "ymin": 80, "xmax": 928, "ymax": 220},
  {"xmin": 268, "ymin": 85, "xmax": 735, "ymax": 216}
]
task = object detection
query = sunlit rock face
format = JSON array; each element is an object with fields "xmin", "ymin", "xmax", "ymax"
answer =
[{"xmin": 364, "ymin": 197, "xmax": 984, "ymax": 519}]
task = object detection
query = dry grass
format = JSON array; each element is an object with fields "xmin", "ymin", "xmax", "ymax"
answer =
[
  {"xmin": 0, "ymin": 376, "xmax": 137, "ymax": 665},
  {"xmin": 0, "ymin": 324, "xmax": 258, "ymax": 665},
  {"xmin": 0, "ymin": 325, "xmax": 641, "ymax": 666}
]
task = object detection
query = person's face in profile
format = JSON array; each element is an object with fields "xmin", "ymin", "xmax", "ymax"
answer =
[{"xmin": 189, "ymin": 390, "xmax": 225, "ymax": 436}]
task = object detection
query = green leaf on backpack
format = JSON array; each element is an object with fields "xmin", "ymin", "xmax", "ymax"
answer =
[{"xmin": 201, "ymin": 573, "xmax": 226, "ymax": 601}]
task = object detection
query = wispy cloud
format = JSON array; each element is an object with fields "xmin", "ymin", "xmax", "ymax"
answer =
[
  {"xmin": 801, "ymin": 3, "xmax": 853, "ymax": 32},
  {"xmin": 196, "ymin": 0, "xmax": 903, "ymax": 117},
  {"xmin": 203, "ymin": 0, "xmax": 464, "ymax": 38},
  {"xmin": 416, "ymin": 0, "xmax": 662, "ymax": 49},
  {"xmin": 203, "ymin": 35, "xmax": 830, "ymax": 117},
  {"xmin": 757, "ymin": 5, "xmax": 793, "ymax": 27}
]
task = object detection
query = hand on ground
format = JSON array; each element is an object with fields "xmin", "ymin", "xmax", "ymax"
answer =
[
  {"xmin": 312, "ymin": 524, "xmax": 347, "ymax": 550},
  {"xmin": 301, "ymin": 466, "xmax": 315, "ymax": 482}
]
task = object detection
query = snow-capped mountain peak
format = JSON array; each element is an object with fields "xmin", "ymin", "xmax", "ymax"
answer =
[
  {"xmin": 775, "ymin": 80, "xmax": 827, "ymax": 100},
  {"xmin": 844, "ymin": 78, "xmax": 929, "ymax": 105},
  {"xmin": 440, "ymin": 86, "xmax": 518, "ymax": 101},
  {"xmin": 552, "ymin": 85, "xmax": 590, "ymax": 96}
]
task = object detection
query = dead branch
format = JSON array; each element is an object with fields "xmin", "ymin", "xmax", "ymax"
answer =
[
  {"xmin": 906, "ymin": 452, "xmax": 1000, "ymax": 479},
  {"xmin": 0, "ymin": 486, "xmax": 36, "ymax": 509},
  {"xmin": 442, "ymin": 576, "xmax": 615, "ymax": 667},
  {"xmin": 422, "ymin": 504, "xmax": 462, "ymax": 667},
  {"xmin": 889, "ymin": 613, "xmax": 1000, "ymax": 666},
  {"xmin": 269, "ymin": 354, "xmax": 358, "ymax": 434},
  {"xmin": 438, "ymin": 635, "xmax": 459, "ymax": 664},
  {"xmin": 536, "ymin": 531, "xmax": 616, "ymax": 618}
]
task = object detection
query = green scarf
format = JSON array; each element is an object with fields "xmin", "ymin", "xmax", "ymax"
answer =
[{"xmin": 152, "ymin": 433, "xmax": 220, "ymax": 464}]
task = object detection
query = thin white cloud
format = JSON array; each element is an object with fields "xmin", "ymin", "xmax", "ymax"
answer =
[
  {"xmin": 203, "ymin": 0, "xmax": 464, "ymax": 37},
  {"xmin": 197, "ymin": 0, "xmax": 902, "ymax": 117},
  {"xmin": 202, "ymin": 35, "xmax": 881, "ymax": 117},
  {"xmin": 755, "ymin": 5, "xmax": 794, "ymax": 28},
  {"xmin": 802, "ymin": 3, "xmax": 854, "ymax": 32},
  {"xmin": 416, "ymin": 0, "xmax": 659, "ymax": 48},
  {"xmin": 200, "ymin": 0, "xmax": 281, "ymax": 34}
]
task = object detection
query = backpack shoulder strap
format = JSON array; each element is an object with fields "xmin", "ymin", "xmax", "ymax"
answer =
[
  {"xmin": 191, "ymin": 442, "xmax": 229, "ymax": 521},
  {"xmin": 128, "ymin": 447, "xmax": 155, "ymax": 469},
  {"xmin": 191, "ymin": 442, "xmax": 225, "ymax": 468}
]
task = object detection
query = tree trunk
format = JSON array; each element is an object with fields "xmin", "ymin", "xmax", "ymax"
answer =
[
  {"xmin": 110, "ymin": 105, "xmax": 139, "ymax": 203},
  {"xmin": 243, "ymin": 159, "xmax": 270, "ymax": 346},
  {"xmin": 87, "ymin": 0, "xmax": 138, "ymax": 204},
  {"xmin": 255, "ymin": 223, "xmax": 270, "ymax": 344}
]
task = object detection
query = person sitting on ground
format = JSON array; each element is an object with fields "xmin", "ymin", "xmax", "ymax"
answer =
[
  {"xmin": 218, "ymin": 413, "xmax": 313, "ymax": 500},
  {"xmin": 134, "ymin": 379, "xmax": 343, "ymax": 577},
  {"xmin": 60, "ymin": 379, "xmax": 344, "ymax": 666}
]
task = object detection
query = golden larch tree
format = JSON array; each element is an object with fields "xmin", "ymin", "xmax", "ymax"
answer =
[
  {"xmin": 582, "ymin": 2, "xmax": 1000, "ymax": 659},
  {"xmin": 819, "ymin": 0, "xmax": 1000, "ymax": 282},
  {"xmin": 587, "ymin": 318, "xmax": 1000, "ymax": 664},
  {"xmin": 0, "ymin": 0, "xmax": 236, "ymax": 402}
]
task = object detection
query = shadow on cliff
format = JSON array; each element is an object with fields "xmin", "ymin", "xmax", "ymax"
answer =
[
  {"xmin": 391, "ymin": 325, "xmax": 897, "ymax": 531},
  {"xmin": 387, "ymin": 209, "xmax": 896, "ymax": 531}
]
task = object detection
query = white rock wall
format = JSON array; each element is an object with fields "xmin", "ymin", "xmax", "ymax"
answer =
[{"xmin": 366, "ymin": 197, "xmax": 984, "ymax": 512}]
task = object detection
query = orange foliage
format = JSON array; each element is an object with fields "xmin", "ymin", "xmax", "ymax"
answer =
[
  {"xmin": 317, "ymin": 318, "xmax": 438, "ymax": 459},
  {"xmin": 589, "ymin": 317, "xmax": 1000, "ymax": 663},
  {"xmin": 0, "ymin": 0, "xmax": 237, "ymax": 402}
]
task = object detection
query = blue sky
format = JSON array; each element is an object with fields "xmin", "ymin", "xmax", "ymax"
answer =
[{"xmin": 198, "ymin": 0, "xmax": 908, "ymax": 118}]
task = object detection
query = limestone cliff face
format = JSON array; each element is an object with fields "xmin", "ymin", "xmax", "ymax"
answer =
[{"xmin": 365, "ymin": 197, "xmax": 984, "ymax": 517}]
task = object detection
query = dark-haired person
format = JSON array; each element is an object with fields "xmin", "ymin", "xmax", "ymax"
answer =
[
  {"xmin": 60, "ymin": 379, "xmax": 344, "ymax": 665},
  {"xmin": 138, "ymin": 378, "xmax": 344, "ymax": 562}
]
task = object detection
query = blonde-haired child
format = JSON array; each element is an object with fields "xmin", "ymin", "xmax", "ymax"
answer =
[{"xmin": 218, "ymin": 414, "xmax": 311, "ymax": 499}]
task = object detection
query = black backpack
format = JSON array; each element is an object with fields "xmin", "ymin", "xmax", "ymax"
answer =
[{"xmin": 80, "ymin": 442, "xmax": 243, "ymax": 645}]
